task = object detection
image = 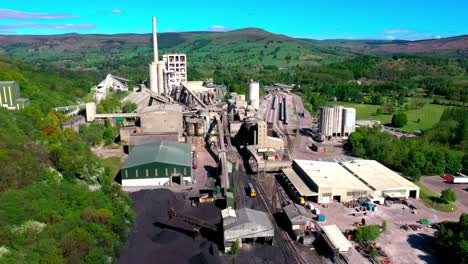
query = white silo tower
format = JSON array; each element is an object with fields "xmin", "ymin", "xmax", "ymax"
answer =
[
  {"xmin": 332, "ymin": 105, "xmax": 344, "ymax": 136},
  {"xmin": 319, "ymin": 106, "xmax": 334, "ymax": 137},
  {"xmin": 342, "ymin": 108, "xmax": 356, "ymax": 136},
  {"xmin": 248, "ymin": 80, "xmax": 260, "ymax": 109}
]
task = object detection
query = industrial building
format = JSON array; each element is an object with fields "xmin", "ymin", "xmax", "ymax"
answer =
[
  {"xmin": 120, "ymin": 141, "xmax": 192, "ymax": 187},
  {"xmin": 0, "ymin": 81, "xmax": 29, "ymax": 110},
  {"xmin": 248, "ymin": 80, "xmax": 260, "ymax": 110},
  {"xmin": 319, "ymin": 105, "xmax": 356, "ymax": 138},
  {"xmin": 255, "ymin": 121, "xmax": 284, "ymax": 152},
  {"xmin": 93, "ymin": 74, "xmax": 129, "ymax": 103},
  {"xmin": 321, "ymin": 225, "xmax": 352, "ymax": 253},
  {"xmin": 292, "ymin": 160, "xmax": 372, "ymax": 203},
  {"xmin": 222, "ymin": 207, "xmax": 274, "ymax": 252},
  {"xmin": 342, "ymin": 160, "xmax": 419, "ymax": 199},
  {"xmin": 283, "ymin": 203, "xmax": 314, "ymax": 241}
]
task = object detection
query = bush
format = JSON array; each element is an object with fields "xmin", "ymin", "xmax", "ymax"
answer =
[
  {"xmin": 355, "ymin": 225, "xmax": 381, "ymax": 242},
  {"xmin": 391, "ymin": 112, "xmax": 408, "ymax": 127},
  {"xmin": 440, "ymin": 189, "xmax": 457, "ymax": 204}
]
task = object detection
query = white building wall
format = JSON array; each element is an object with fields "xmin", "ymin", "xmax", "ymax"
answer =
[{"xmin": 122, "ymin": 178, "xmax": 169, "ymax": 187}]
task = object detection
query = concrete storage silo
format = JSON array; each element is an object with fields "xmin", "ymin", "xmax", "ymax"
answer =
[
  {"xmin": 332, "ymin": 105, "xmax": 344, "ymax": 136},
  {"xmin": 342, "ymin": 108, "xmax": 356, "ymax": 136},
  {"xmin": 319, "ymin": 106, "xmax": 334, "ymax": 138},
  {"xmin": 248, "ymin": 80, "xmax": 260, "ymax": 110}
]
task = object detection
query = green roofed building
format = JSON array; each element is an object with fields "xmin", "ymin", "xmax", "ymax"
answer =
[
  {"xmin": 0, "ymin": 81, "xmax": 29, "ymax": 110},
  {"xmin": 120, "ymin": 141, "xmax": 193, "ymax": 187}
]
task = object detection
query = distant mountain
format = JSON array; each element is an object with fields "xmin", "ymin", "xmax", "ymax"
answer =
[
  {"xmin": 0, "ymin": 29, "xmax": 466, "ymax": 74},
  {"xmin": 0, "ymin": 28, "xmax": 355, "ymax": 71},
  {"xmin": 333, "ymin": 35, "xmax": 468, "ymax": 54}
]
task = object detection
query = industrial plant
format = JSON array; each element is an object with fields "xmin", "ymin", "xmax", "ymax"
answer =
[{"xmin": 41, "ymin": 16, "xmax": 438, "ymax": 264}]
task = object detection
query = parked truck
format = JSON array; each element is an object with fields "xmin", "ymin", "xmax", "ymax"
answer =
[{"xmin": 440, "ymin": 173, "xmax": 468, "ymax": 184}]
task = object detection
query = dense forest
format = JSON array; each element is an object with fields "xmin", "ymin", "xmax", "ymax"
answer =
[
  {"xmin": 0, "ymin": 55, "xmax": 134, "ymax": 263},
  {"xmin": 346, "ymin": 107, "xmax": 468, "ymax": 179}
]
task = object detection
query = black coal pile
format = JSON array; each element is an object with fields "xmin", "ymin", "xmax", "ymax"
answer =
[{"xmin": 119, "ymin": 189, "xmax": 225, "ymax": 264}]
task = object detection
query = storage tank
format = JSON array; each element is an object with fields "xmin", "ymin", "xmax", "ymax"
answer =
[
  {"xmin": 148, "ymin": 62, "xmax": 158, "ymax": 93},
  {"xmin": 248, "ymin": 80, "xmax": 260, "ymax": 109},
  {"xmin": 186, "ymin": 119, "xmax": 195, "ymax": 136},
  {"xmin": 157, "ymin": 61, "xmax": 165, "ymax": 94},
  {"xmin": 332, "ymin": 105, "xmax": 344, "ymax": 136},
  {"xmin": 196, "ymin": 120, "xmax": 204, "ymax": 136},
  {"xmin": 342, "ymin": 108, "xmax": 356, "ymax": 136},
  {"xmin": 319, "ymin": 106, "xmax": 334, "ymax": 137}
]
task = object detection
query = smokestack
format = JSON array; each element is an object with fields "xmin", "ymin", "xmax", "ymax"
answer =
[{"xmin": 152, "ymin": 16, "xmax": 158, "ymax": 63}]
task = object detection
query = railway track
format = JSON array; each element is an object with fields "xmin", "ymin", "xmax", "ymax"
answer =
[{"xmin": 252, "ymin": 175, "xmax": 308, "ymax": 264}]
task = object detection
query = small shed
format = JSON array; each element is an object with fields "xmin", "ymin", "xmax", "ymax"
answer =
[
  {"xmin": 321, "ymin": 225, "xmax": 352, "ymax": 252},
  {"xmin": 311, "ymin": 142, "xmax": 328, "ymax": 154},
  {"xmin": 283, "ymin": 203, "xmax": 313, "ymax": 238}
]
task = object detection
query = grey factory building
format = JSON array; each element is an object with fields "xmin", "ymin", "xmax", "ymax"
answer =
[{"xmin": 222, "ymin": 207, "xmax": 274, "ymax": 252}]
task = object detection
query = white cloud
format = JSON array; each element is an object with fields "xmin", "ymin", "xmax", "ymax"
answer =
[
  {"xmin": 383, "ymin": 28, "xmax": 414, "ymax": 34},
  {"xmin": 385, "ymin": 36, "xmax": 396, "ymax": 40},
  {"xmin": 111, "ymin": 9, "xmax": 122, "ymax": 15},
  {"xmin": 435, "ymin": 35, "xmax": 442, "ymax": 39},
  {"xmin": 207, "ymin": 25, "xmax": 231, "ymax": 32}
]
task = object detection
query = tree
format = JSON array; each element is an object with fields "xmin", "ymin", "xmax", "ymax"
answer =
[
  {"xmin": 440, "ymin": 189, "xmax": 457, "ymax": 204},
  {"xmin": 122, "ymin": 102, "xmax": 137, "ymax": 113},
  {"xmin": 354, "ymin": 225, "xmax": 381, "ymax": 242},
  {"xmin": 229, "ymin": 239, "xmax": 240, "ymax": 254},
  {"xmin": 435, "ymin": 214, "xmax": 468, "ymax": 263},
  {"xmin": 391, "ymin": 112, "xmax": 408, "ymax": 127}
]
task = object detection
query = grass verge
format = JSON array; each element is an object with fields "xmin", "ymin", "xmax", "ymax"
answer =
[
  {"xmin": 100, "ymin": 156, "xmax": 122, "ymax": 181},
  {"xmin": 415, "ymin": 181, "xmax": 458, "ymax": 213}
]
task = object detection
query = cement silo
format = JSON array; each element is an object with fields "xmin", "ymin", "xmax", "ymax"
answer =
[
  {"xmin": 248, "ymin": 81, "xmax": 260, "ymax": 110},
  {"xmin": 319, "ymin": 106, "xmax": 335, "ymax": 137},
  {"xmin": 332, "ymin": 105, "xmax": 343, "ymax": 136},
  {"xmin": 342, "ymin": 108, "xmax": 356, "ymax": 136}
]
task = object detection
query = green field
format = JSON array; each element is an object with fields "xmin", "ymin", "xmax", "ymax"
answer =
[
  {"xmin": 415, "ymin": 181, "xmax": 458, "ymax": 212},
  {"xmin": 336, "ymin": 99, "xmax": 449, "ymax": 132},
  {"xmin": 100, "ymin": 156, "xmax": 122, "ymax": 180}
]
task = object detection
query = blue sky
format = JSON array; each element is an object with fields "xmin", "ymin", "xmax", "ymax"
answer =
[{"xmin": 0, "ymin": 0, "xmax": 466, "ymax": 40}]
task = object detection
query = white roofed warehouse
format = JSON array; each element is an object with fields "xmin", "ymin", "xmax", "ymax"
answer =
[
  {"xmin": 342, "ymin": 160, "xmax": 419, "ymax": 199},
  {"xmin": 292, "ymin": 160, "xmax": 372, "ymax": 203}
]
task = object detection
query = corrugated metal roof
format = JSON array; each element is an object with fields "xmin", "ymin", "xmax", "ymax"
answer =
[
  {"xmin": 224, "ymin": 208, "xmax": 273, "ymax": 230},
  {"xmin": 294, "ymin": 159, "xmax": 372, "ymax": 192},
  {"xmin": 282, "ymin": 168, "xmax": 318, "ymax": 197},
  {"xmin": 322, "ymin": 225, "xmax": 352, "ymax": 252},
  {"xmin": 342, "ymin": 160, "xmax": 419, "ymax": 191},
  {"xmin": 0, "ymin": 81, "xmax": 17, "ymax": 85},
  {"xmin": 122, "ymin": 141, "xmax": 192, "ymax": 169},
  {"xmin": 283, "ymin": 203, "xmax": 312, "ymax": 221}
]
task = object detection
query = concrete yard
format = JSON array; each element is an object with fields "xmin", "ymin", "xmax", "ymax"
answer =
[
  {"xmin": 421, "ymin": 175, "xmax": 468, "ymax": 213},
  {"xmin": 314, "ymin": 195, "xmax": 462, "ymax": 264}
]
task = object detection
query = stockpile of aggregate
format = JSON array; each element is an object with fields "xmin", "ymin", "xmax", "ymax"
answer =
[{"xmin": 119, "ymin": 189, "xmax": 224, "ymax": 264}]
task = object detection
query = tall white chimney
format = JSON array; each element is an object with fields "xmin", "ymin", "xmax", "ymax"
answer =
[
  {"xmin": 152, "ymin": 16, "xmax": 158, "ymax": 63},
  {"xmin": 149, "ymin": 16, "xmax": 159, "ymax": 93}
]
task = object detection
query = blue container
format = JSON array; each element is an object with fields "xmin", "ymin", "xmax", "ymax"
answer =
[{"xmin": 317, "ymin": 214, "xmax": 326, "ymax": 222}]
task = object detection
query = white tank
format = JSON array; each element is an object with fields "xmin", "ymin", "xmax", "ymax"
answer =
[
  {"xmin": 149, "ymin": 62, "xmax": 158, "ymax": 93},
  {"xmin": 332, "ymin": 105, "xmax": 344, "ymax": 136},
  {"xmin": 248, "ymin": 81, "xmax": 260, "ymax": 109},
  {"xmin": 319, "ymin": 106, "xmax": 334, "ymax": 137},
  {"xmin": 342, "ymin": 108, "xmax": 356, "ymax": 136}
]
